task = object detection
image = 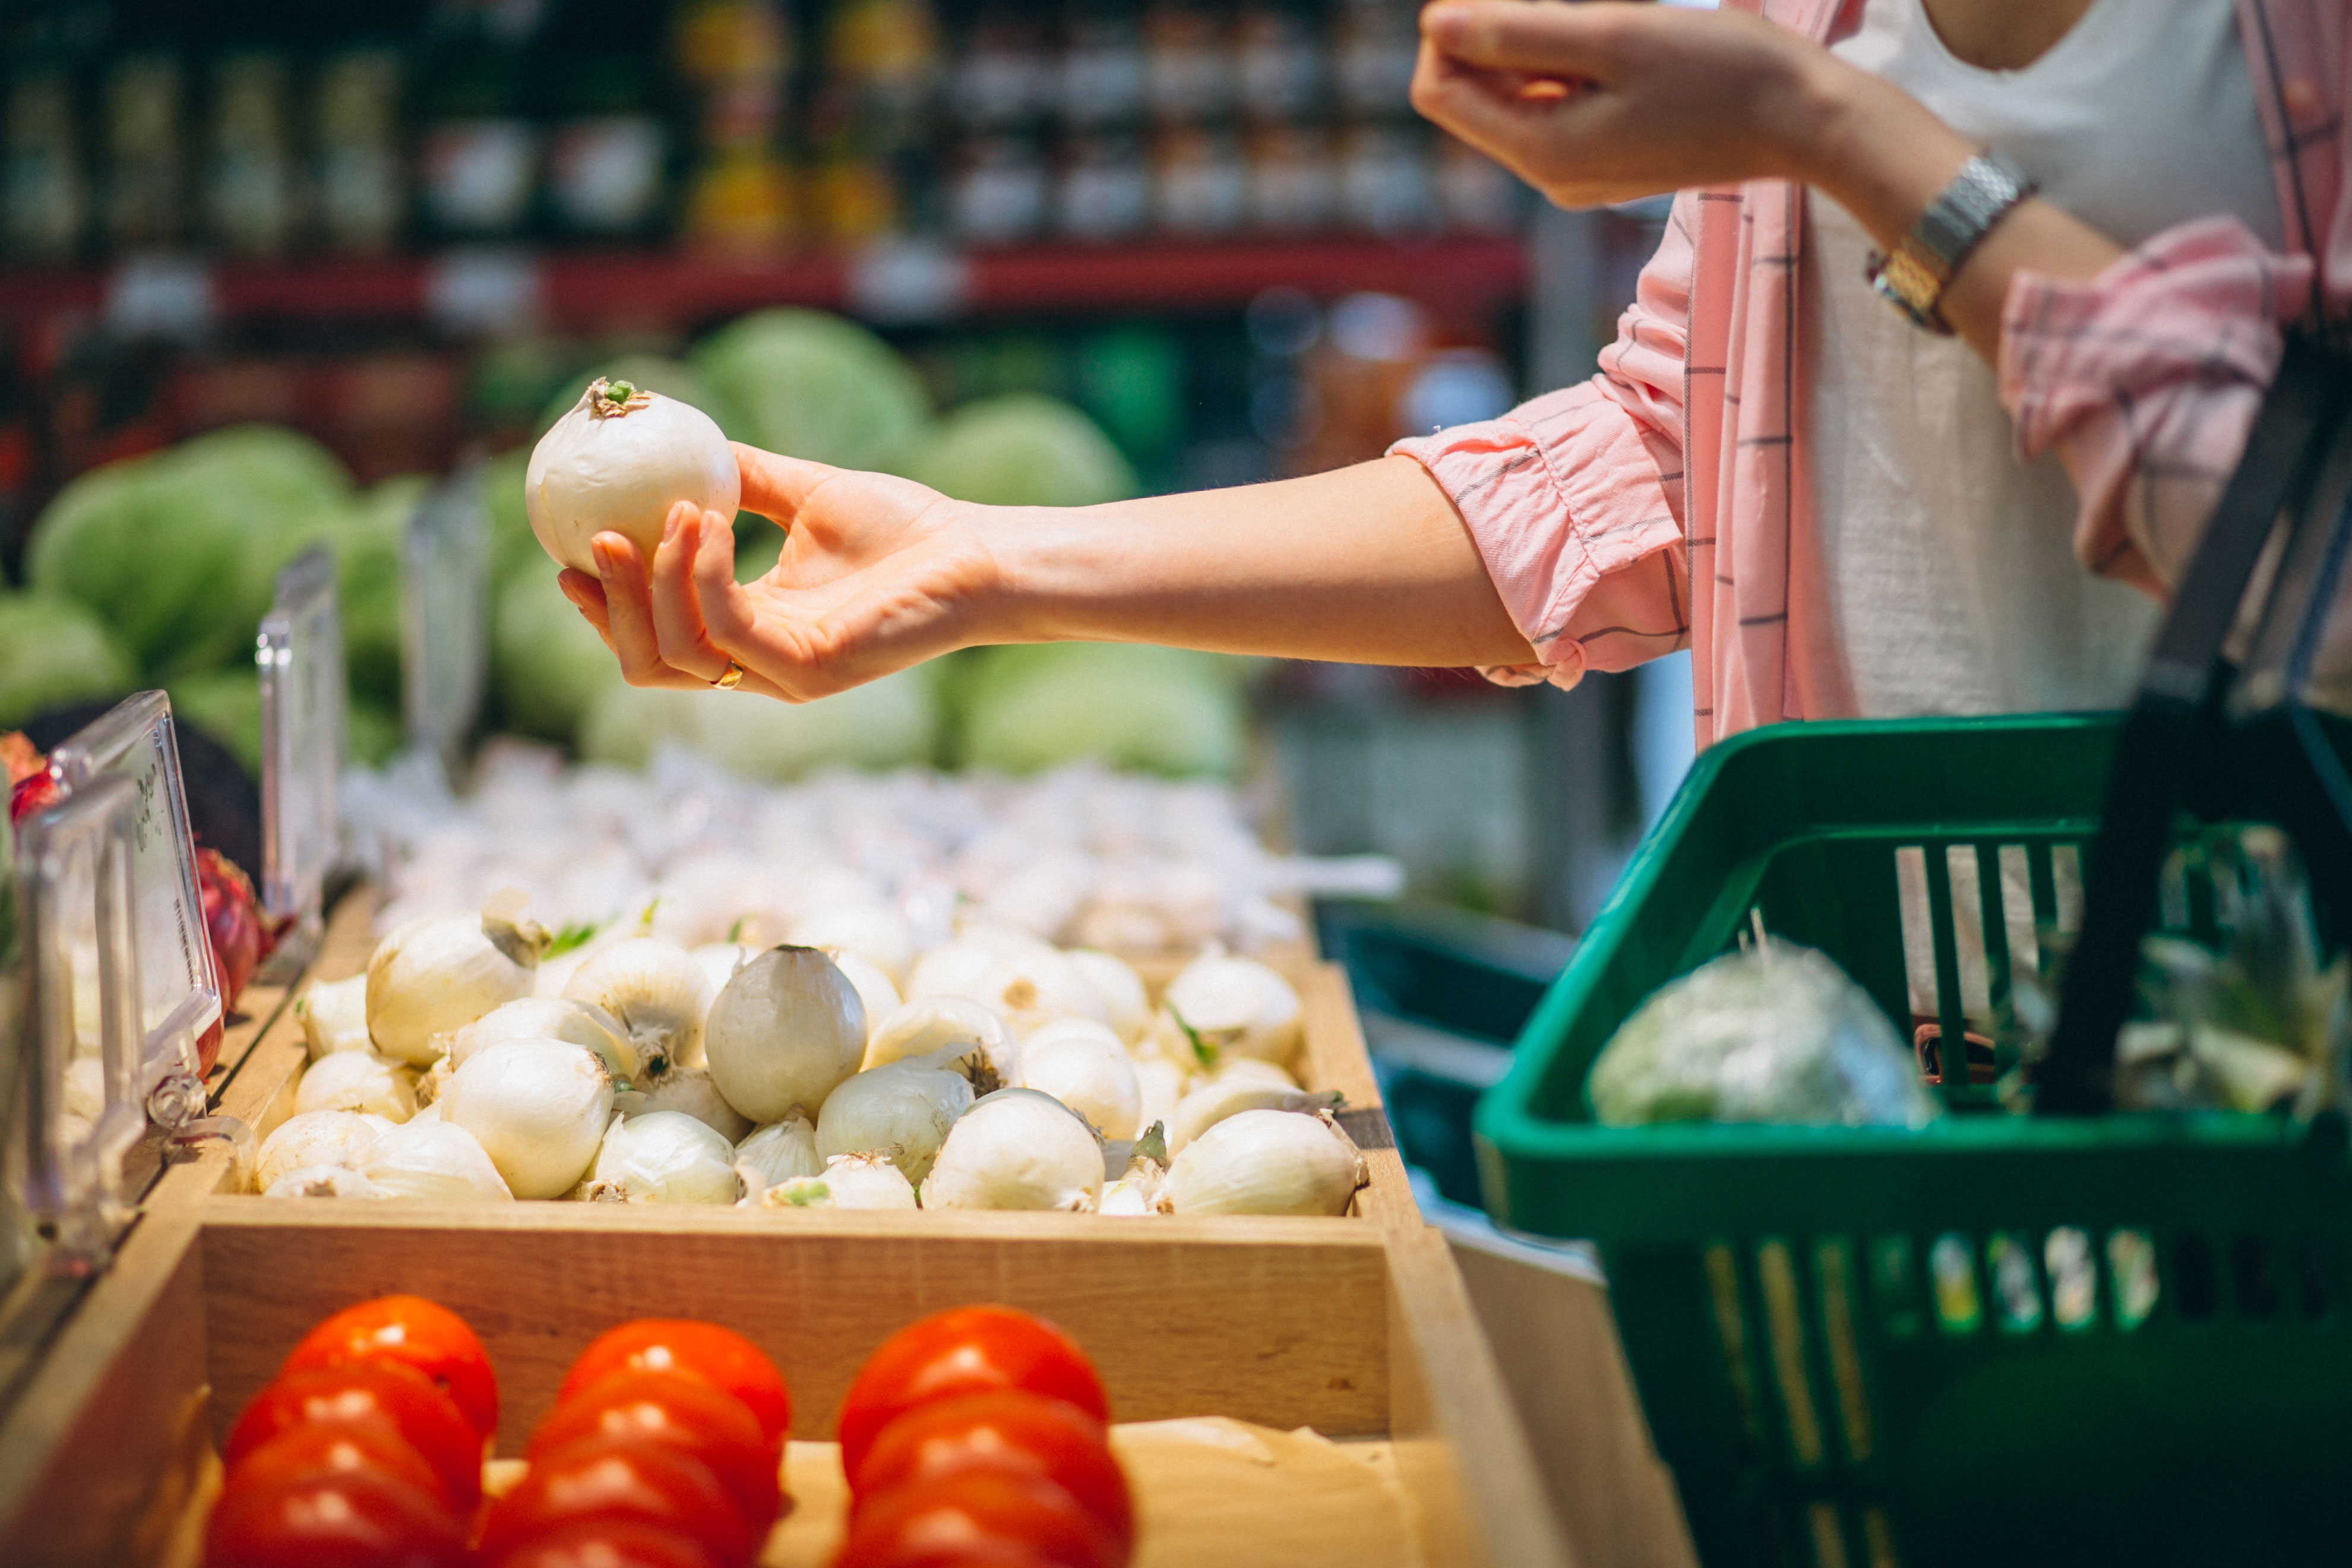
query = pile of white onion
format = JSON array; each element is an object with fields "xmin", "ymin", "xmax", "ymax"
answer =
[{"xmin": 260, "ymin": 896, "xmax": 1365, "ymax": 1218}]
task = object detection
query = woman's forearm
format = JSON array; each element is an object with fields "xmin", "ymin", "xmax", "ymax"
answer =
[
  {"xmin": 1794, "ymin": 63, "xmax": 2125, "ymax": 362},
  {"xmin": 980, "ymin": 454, "xmax": 1540, "ymax": 668}
]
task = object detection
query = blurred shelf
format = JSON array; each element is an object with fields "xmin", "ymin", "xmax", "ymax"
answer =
[{"xmin": 0, "ymin": 235, "xmax": 1529, "ymax": 336}]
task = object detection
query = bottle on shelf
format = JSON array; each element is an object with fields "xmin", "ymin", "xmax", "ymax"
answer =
[
  {"xmin": 416, "ymin": 0, "xmax": 544, "ymax": 242},
  {"xmin": 4, "ymin": 67, "xmax": 87, "ymax": 264},
  {"xmin": 674, "ymin": 0, "xmax": 797, "ymax": 252},
  {"xmin": 103, "ymin": 53, "xmax": 187, "ymax": 252},
  {"xmin": 206, "ymin": 50, "xmax": 298, "ymax": 258},
  {"xmin": 313, "ymin": 49, "xmax": 407, "ymax": 255}
]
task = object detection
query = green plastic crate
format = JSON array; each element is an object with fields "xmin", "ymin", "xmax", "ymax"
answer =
[{"xmin": 1476, "ymin": 713, "xmax": 2352, "ymax": 1567}]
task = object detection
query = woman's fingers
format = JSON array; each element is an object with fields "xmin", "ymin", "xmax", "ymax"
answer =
[
  {"xmin": 734, "ymin": 443, "xmax": 842, "ymax": 524},
  {"xmin": 1421, "ymin": 2, "xmax": 1621, "ymax": 79},
  {"xmin": 593, "ymin": 529, "xmax": 709, "ymax": 691},
  {"xmin": 649, "ymin": 502, "xmax": 734, "ymax": 682}
]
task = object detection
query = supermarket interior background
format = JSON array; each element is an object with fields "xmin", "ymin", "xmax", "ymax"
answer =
[{"xmin": 0, "ymin": 0, "xmax": 1697, "ymax": 938}]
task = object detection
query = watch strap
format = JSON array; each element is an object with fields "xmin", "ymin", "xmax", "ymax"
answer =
[{"xmin": 1866, "ymin": 151, "xmax": 2038, "ymax": 334}]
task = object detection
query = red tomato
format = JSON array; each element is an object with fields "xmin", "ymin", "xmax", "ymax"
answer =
[
  {"xmin": 836, "ymin": 1469, "xmax": 1123, "ymax": 1568},
  {"xmin": 849, "ymin": 1391, "xmax": 1131, "ymax": 1553},
  {"xmin": 280, "ymin": 1295, "xmax": 500, "ymax": 1441},
  {"xmin": 527, "ymin": 1369, "xmax": 782, "ymax": 1529},
  {"xmin": 557, "ymin": 1320, "xmax": 790, "ymax": 1453},
  {"xmin": 481, "ymin": 1520, "xmax": 720, "ymax": 1568},
  {"xmin": 222, "ymin": 1417, "xmax": 455, "ymax": 1512},
  {"xmin": 225, "ymin": 1363, "xmax": 482, "ymax": 1513},
  {"xmin": 476, "ymin": 1434, "xmax": 760, "ymax": 1568},
  {"xmin": 836, "ymin": 1308, "xmax": 1110, "ymax": 1480},
  {"xmin": 203, "ymin": 1466, "xmax": 470, "ymax": 1568}
]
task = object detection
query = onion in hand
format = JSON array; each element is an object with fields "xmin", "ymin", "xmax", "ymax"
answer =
[{"xmin": 524, "ymin": 378, "xmax": 739, "ymax": 575}]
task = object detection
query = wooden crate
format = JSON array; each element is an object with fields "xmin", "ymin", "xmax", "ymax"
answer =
[
  {"xmin": 154, "ymin": 890, "xmax": 1420, "ymax": 1226},
  {"xmin": 0, "ymin": 1204, "xmax": 1569, "ymax": 1567}
]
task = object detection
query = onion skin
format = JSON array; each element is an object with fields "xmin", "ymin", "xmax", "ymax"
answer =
[{"xmin": 525, "ymin": 381, "xmax": 740, "ymax": 574}]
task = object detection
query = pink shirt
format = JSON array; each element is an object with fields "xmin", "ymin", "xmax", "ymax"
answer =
[{"xmin": 1392, "ymin": 0, "xmax": 2348, "ymax": 747}]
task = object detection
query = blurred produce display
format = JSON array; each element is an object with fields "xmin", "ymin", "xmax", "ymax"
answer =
[
  {"xmin": 347, "ymin": 740, "xmax": 1395, "ymax": 955},
  {"xmin": 3, "ymin": 0, "xmax": 1512, "ymax": 265}
]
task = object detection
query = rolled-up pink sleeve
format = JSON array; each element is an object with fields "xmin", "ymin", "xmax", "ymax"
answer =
[
  {"xmin": 1999, "ymin": 216, "xmax": 2317, "ymax": 595},
  {"xmin": 1390, "ymin": 197, "xmax": 1696, "ymax": 690}
]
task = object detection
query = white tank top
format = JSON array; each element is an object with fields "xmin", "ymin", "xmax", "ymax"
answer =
[{"xmin": 1804, "ymin": 0, "xmax": 2283, "ymax": 718}]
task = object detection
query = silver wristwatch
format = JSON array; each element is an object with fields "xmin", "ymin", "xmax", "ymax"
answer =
[{"xmin": 1865, "ymin": 151, "xmax": 2038, "ymax": 334}]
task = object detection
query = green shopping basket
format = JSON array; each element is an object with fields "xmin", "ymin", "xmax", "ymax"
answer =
[{"xmin": 1476, "ymin": 336, "xmax": 2352, "ymax": 1567}]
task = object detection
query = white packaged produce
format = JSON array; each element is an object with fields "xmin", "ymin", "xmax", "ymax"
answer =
[
  {"xmin": 1164, "ymin": 1109, "xmax": 1366, "ymax": 1216},
  {"xmin": 703, "ymin": 946, "xmax": 867, "ymax": 1123}
]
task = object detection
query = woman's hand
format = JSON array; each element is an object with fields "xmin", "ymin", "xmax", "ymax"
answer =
[
  {"xmin": 1412, "ymin": 1, "xmax": 1846, "ymax": 208},
  {"xmin": 559, "ymin": 445, "xmax": 1003, "ymax": 701}
]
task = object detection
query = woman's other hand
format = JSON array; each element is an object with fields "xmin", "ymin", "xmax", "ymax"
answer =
[
  {"xmin": 559, "ymin": 444, "xmax": 1002, "ymax": 701},
  {"xmin": 1411, "ymin": 1, "xmax": 1845, "ymax": 208}
]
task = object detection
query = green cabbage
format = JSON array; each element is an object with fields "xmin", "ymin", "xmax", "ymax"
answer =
[
  {"xmin": 691, "ymin": 309, "xmax": 929, "ymax": 470},
  {"xmin": 167, "ymin": 669, "xmax": 262, "ymax": 775},
  {"xmin": 898, "ymin": 395, "xmax": 1139, "ymax": 508},
  {"xmin": 340, "ymin": 475, "xmax": 426, "ymax": 709},
  {"xmin": 347, "ymin": 698, "xmax": 401, "ymax": 767},
  {"xmin": 0, "ymin": 592, "xmax": 138, "ymax": 728},
  {"xmin": 578, "ymin": 667, "xmax": 940, "ymax": 780},
  {"xmin": 27, "ymin": 424, "xmax": 354, "ymax": 681},
  {"xmin": 494, "ymin": 565, "xmax": 622, "ymax": 742},
  {"xmin": 484, "ymin": 447, "xmax": 539, "ymax": 589},
  {"xmin": 957, "ymin": 644, "xmax": 1244, "ymax": 777}
]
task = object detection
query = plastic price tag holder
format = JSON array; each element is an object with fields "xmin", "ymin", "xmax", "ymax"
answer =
[
  {"xmin": 402, "ymin": 464, "xmax": 490, "ymax": 787},
  {"xmin": 0, "ymin": 811, "xmax": 29, "ymax": 1296},
  {"xmin": 257, "ymin": 546, "xmax": 346, "ymax": 969},
  {"xmin": 14, "ymin": 774, "xmax": 146, "ymax": 1273},
  {"xmin": 48, "ymin": 693, "xmax": 220, "ymax": 1124}
]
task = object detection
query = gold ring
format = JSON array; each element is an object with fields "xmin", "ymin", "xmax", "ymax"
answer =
[{"xmin": 713, "ymin": 659, "xmax": 745, "ymax": 691}]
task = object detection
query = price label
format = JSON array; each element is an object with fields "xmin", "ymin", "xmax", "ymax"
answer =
[
  {"xmin": 403, "ymin": 464, "xmax": 491, "ymax": 782},
  {"xmin": 13, "ymin": 772, "xmax": 148, "ymax": 1269},
  {"xmin": 258, "ymin": 548, "xmax": 346, "ymax": 933},
  {"xmin": 49, "ymin": 692, "xmax": 222, "ymax": 1091}
]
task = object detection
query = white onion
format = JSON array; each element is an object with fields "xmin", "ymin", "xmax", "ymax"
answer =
[
  {"xmin": 864, "ymin": 997, "xmax": 1014, "ymax": 1077},
  {"xmin": 255, "ymin": 1109, "xmax": 387, "ymax": 1191},
  {"xmin": 689, "ymin": 942, "xmax": 754, "ymax": 1002},
  {"xmin": 445, "ymin": 996, "xmax": 639, "ymax": 1082},
  {"xmin": 295, "ymin": 1051, "xmax": 418, "ymax": 1124},
  {"xmin": 296, "ymin": 973, "xmax": 373, "ymax": 1060},
  {"xmin": 1168, "ymin": 1077, "xmax": 1341, "ymax": 1155},
  {"xmin": 614, "ymin": 1067, "xmax": 753, "ymax": 1143},
  {"xmin": 440, "ymin": 1038, "xmax": 614, "ymax": 1199},
  {"xmin": 814, "ymin": 1049, "xmax": 976, "ymax": 1184},
  {"xmin": 1067, "ymin": 949, "xmax": 1150, "ymax": 1045},
  {"xmin": 526, "ymin": 379, "xmax": 739, "ymax": 575},
  {"xmin": 906, "ymin": 926, "xmax": 1112, "ymax": 1038},
  {"xmin": 366, "ymin": 899, "xmax": 546, "ymax": 1066},
  {"xmin": 582, "ymin": 1111, "xmax": 741, "ymax": 1204},
  {"xmin": 827, "ymin": 949, "xmax": 902, "ymax": 1039},
  {"xmin": 1017, "ymin": 1019, "xmax": 1140, "ymax": 1140},
  {"xmin": 789, "ymin": 905, "xmax": 915, "ymax": 983},
  {"xmin": 763, "ymin": 1152, "xmax": 918, "ymax": 1210},
  {"xmin": 360, "ymin": 1117, "xmax": 516, "ymax": 1202},
  {"xmin": 1133, "ymin": 1057, "xmax": 1191, "ymax": 1143},
  {"xmin": 1164, "ymin": 1109, "xmax": 1365, "ymax": 1217},
  {"xmin": 265, "ymin": 1165, "xmax": 392, "ymax": 1199},
  {"xmin": 735, "ymin": 1113, "xmax": 823, "ymax": 1188},
  {"xmin": 562, "ymin": 938, "xmax": 711, "ymax": 1077},
  {"xmin": 1158, "ymin": 946, "xmax": 1304, "ymax": 1068},
  {"xmin": 704, "ymin": 946, "xmax": 867, "ymax": 1123},
  {"xmin": 920, "ymin": 1088, "xmax": 1104, "ymax": 1212}
]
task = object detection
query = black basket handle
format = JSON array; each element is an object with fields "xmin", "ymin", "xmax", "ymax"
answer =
[{"xmin": 2038, "ymin": 334, "xmax": 2352, "ymax": 1115}]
